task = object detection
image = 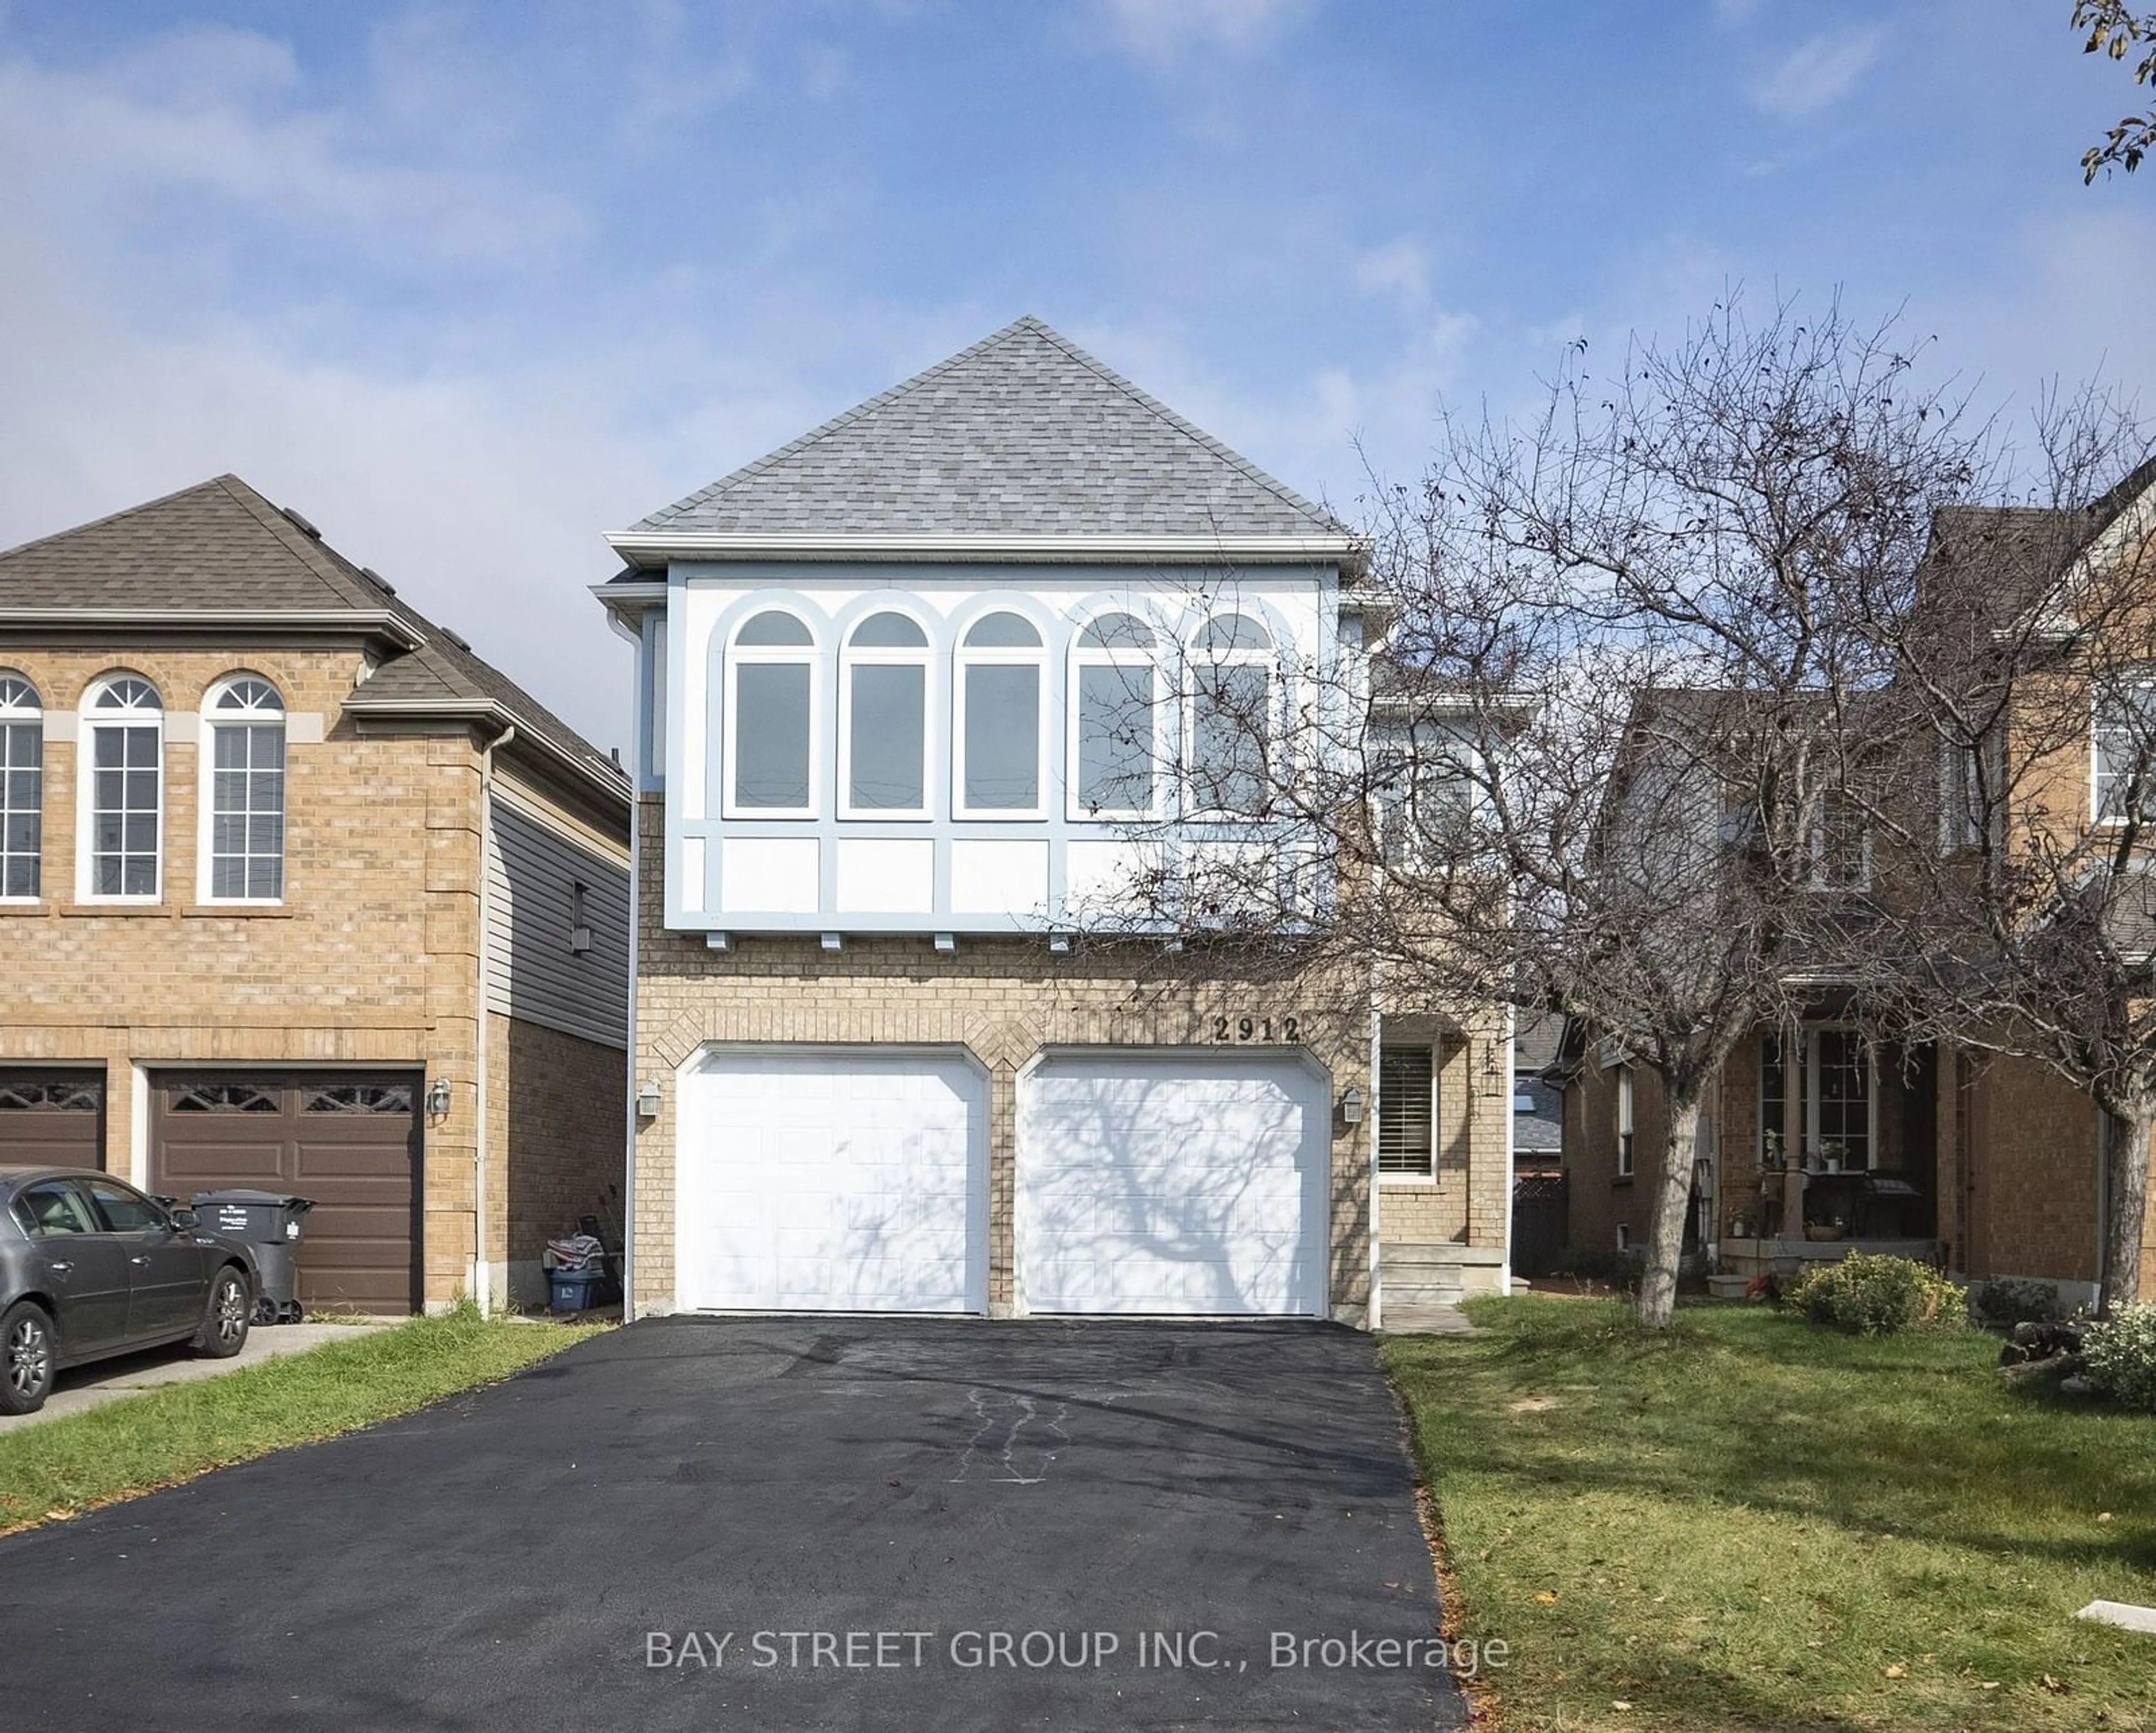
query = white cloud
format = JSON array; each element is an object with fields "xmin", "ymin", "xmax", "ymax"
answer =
[
  {"xmin": 1099, "ymin": 0, "xmax": 1317, "ymax": 67},
  {"xmin": 1750, "ymin": 26, "xmax": 1885, "ymax": 118},
  {"xmin": 1353, "ymin": 236, "xmax": 1431, "ymax": 309},
  {"xmin": 0, "ymin": 28, "xmax": 584, "ymax": 270}
]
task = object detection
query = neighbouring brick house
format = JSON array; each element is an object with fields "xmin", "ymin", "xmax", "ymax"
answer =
[
  {"xmin": 0, "ymin": 476, "xmax": 632, "ymax": 1312},
  {"xmin": 595, "ymin": 317, "xmax": 1514, "ymax": 1328},
  {"xmin": 1557, "ymin": 499, "xmax": 2156, "ymax": 1308}
]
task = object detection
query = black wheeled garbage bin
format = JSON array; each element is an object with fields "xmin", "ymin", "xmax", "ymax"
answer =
[{"xmin": 192, "ymin": 1191, "xmax": 315, "ymax": 1324}]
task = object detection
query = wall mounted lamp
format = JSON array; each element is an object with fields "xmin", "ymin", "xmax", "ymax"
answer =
[
  {"xmin": 425, "ymin": 1076, "xmax": 452, "ymax": 1120},
  {"xmin": 636, "ymin": 1079, "xmax": 663, "ymax": 1120},
  {"xmin": 1339, "ymin": 1085, "xmax": 1365, "ymax": 1125}
]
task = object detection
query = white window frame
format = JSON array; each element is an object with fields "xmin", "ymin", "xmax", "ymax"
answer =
[
  {"xmin": 2093, "ymin": 669, "xmax": 2156, "ymax": 826},
  {"xmin": 1377, "ymin": 1042, "xmax": 1439, "ymax": 1185},
  {"xmin": 0, "ymin": 671, "xmax": 42, "ymax": 904},
  {"xmin": 837, "ymin": 609, "xmax": 934, "ymax": 820},
  {"xmin": 1938, "ymin": 736, "xmax": 1986, "ymax": 854},
  {"xmin": 198, "ymin": 674, "xmax": 287, "ymax": 906},
  {"xmin": 952, "ymin": 612, "xmax": 1049, "ymax": 820},
  {"xmin": 1183, "ymin": 613, "xmax": 1277, "ymax": 820},
  {"xmin": 77, "ymin": 673, "xmax": 165, "ymax": 905},
  {"xmin": 1615, "ymin": 1065, "xmax": 1636, "ymax": 1178},
  {"xmin": 1805, "ymin": 1025, "xmax": 1876, "ymax": 1173},
  {"xmin": 1067, "ymin": 612, "xmax": 1166, "ymax": 822},
  {"xmin": 721, "ymin": 610, "xmax": 820, "ymax": 820},
  {"xmin": 1806, "ymin": 787, "xmax": 1873, "ymax": 891},
  {"xmin": 1758, "ymin": 1025, "xmax": 1876, "ymax": 1170}
]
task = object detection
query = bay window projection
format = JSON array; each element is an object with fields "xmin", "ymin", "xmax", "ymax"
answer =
[
  {"xmin": 0, "ymin": 672, "xmax": 40, "ymax": 899},
  {"xmin": 1188, "ymin": 614, "xmax": 1274, "ymax": 817},
  {"xmin": 205, "ymin": 676, "xmax": 286, "ymax": 900},
  {"xmin": 727, "ymin": 610, "xmax": 816, "ymax": 815},
  {"xmin": 1071, "ymin": 612, "xmax": 1159, "ymax": 818},
  {"xmin": 842, "ymin": 611, "xmax": 931, "ymax": 815},
  {"xmin": 84, "ymin": 674, "xmax": 163, "ymax": 899},
  {"xmin": 956, "ymin": 612, "xmax": 1044, "ymax": 815}
]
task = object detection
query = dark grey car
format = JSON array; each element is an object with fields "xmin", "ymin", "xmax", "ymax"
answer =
[{"xmin": 0, "ymin": 1167, "xmax": 257, "ymax": 1415}]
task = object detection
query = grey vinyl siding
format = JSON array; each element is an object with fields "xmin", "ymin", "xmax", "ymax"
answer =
[{"xmin": 485, "ymin": 799, "xmax": 631, "ymax": 1050}]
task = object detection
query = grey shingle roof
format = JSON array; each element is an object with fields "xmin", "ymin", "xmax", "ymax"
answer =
[
  {"xmin": 0, "ymin": 474, "xmax": 624, "ymax": 801},
  {"xmin": 0, "ymin": 475, "xmax": 382, "ymax": 611},
  {"xmin": 625, "ymin": 316, "xmax": 1346, "ymax": 542}
]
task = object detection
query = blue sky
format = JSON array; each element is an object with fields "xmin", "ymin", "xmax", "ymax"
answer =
[{"xmin": 2, "ymin": 0, "xmax": 2150, "ymax": 748}]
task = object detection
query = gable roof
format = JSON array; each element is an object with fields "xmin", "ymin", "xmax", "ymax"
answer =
[
  {"xmin": 609, "ymin": 316, "xmax": 1359, "ymax": 568},
  {"xmin": 0, "ymin": 475, "xmax": 625, "ymax": 807}
]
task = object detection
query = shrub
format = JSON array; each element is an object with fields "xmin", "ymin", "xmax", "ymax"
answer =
[
  {"xmin": 1968, "ymin": 1277, "xmax": 2059, "ymax": 1330},
  {"xmin": 2082, "ymin": 1302, "xmax": 2156, "ymax": 1412},
  {"xmin": 1549, "ymin": 1246, "xmax": 1643, "ymax": 1291},
  {"xmin": 1786, "ymin": 1252, "xmax": 1966, "ymax": 1337}
]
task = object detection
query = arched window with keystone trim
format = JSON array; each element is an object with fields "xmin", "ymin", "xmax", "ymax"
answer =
[
  {"xmin": 724, "ymin": 609, "xmax": 819, "ymax": 817},
  {"xmin": 204, "ymin": 674, "xmax": 287, "ymax": 901},
  {"xmin": 840, "ymin": 610, "xmax": 932, "ymax": 817},
  {"xmin": 81, "ymin": 673, "xmax": 164, "ymax": 901},
  {"xmin": 954, "ymin": 611, "xmax": 1045, "ymax": 817},
  {"xmin": 1069, "ymin": 611, "xmax": 1162, "ymax": 819},
  {"xmin": 1186, "ymin": 613, "xmax": 1276, "ymax": 818},
  {"xmin": 0, "ymin": 671, "xmax": 42, "ymax": 900}
]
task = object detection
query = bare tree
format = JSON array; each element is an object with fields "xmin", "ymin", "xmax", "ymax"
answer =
[
  {"xmin": 1122, "ymin": 295, "xmax": 1987, "ymax": 1329},
  {"xmin": 1868, "ymin": 394, "xmax": 2156, "ymax": 1310}
]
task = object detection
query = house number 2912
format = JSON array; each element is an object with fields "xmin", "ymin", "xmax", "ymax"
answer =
[{"xmin": 1213, "ymin": 1015, "xmax": 1300, "ymax": 1042}]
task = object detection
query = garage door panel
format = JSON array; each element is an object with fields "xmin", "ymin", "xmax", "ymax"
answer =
[
  {"xmin": 152, "ymin": 1072, "xmax": 419, "ymax": 1315},
  {"xmin": 0, "ymin": 1071, "xmax": 106, "ymax": 1169},
  {"xmin": 679, "ymin": 1049, "xmax": 986, "ymax": 1314},
  {"xmin": 1018, "ymin": 1054, "xmax": 1328, "ymax": 1317}
]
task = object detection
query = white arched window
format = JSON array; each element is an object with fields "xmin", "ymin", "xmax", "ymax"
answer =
[
  {"xmin": 725, "ymin": 609, "xmax": 817, "ymax": 816},
  {"xmin": 203, "ymin": 675, "xmax": 286, "ymax": 901},
  {"xmin": 954, "ymin": 612, "xmax": 1045, "ymax": 817},
  {"xmin": 81, "ymin": 674, "xmax": 163, "ymax": 901},
  {"xmin": 840, "ymin": 610, "xmax": 930, "ymax": 817},
  {"xmin": 0, "ymin": 671, "xmax": 42, "ymax": 900},
  {"xmin": 1187, "ymin": 613, "xmax": 1275, "ymax": 817},
  {"xmin": 1069, "ymin": 612, "xmax": 1161, "ymax": 819}
]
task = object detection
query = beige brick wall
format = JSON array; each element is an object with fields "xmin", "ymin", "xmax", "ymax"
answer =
[
  {"xmin": 0, "ymin": 645, "xmax": 627, "ymax": 1310},
  {"xmin": 630, "ymin": 801, "xmax": 1513, "ymax": 1326},
  {"xmin": 1374, "ymin": 1019, "xmax": 1514, "ymax": 1251}
]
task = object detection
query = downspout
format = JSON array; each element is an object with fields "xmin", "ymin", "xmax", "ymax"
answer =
[
  {"xmin": 1501, "ymin": 1002, "xmax": 1516, "ymax": 1296},
  {"xmin": 474, "ymin": 723, "xmax": 517, "ymax": 1315},
  {"xmin": 622, "ymin": 773, "xmax": 642, "ymax": 1324}
]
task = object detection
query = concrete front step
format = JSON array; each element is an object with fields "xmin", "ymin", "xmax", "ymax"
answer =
[{"xmin": 1380, "ymin": 1301, "xmax": 1475, "ymax": 1335}]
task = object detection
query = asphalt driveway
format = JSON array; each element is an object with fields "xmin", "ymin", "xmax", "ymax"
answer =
[{"xmin": 0, "ymin": 1317, "xmax": 1465, "ymax": 1731}]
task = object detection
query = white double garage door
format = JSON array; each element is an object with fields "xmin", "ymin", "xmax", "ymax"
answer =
[{"xmin": 675, "ymin": 1047, "xmax": 1331, "ymax": 1316}]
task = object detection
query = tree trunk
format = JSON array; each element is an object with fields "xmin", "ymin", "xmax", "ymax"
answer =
[
  {"xmin": 1636, "ymin": 1095, "xmax": 1702, "ymax": 1330},
  {"xmin": 2102, "ymin": 1102, "xmax": 2150, "ymax": 1313}
]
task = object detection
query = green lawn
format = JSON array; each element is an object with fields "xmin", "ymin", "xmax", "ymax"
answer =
[
  {"xmin": 1385, "ymin": 1297, "xmax": 2156, "ymax": 1732},
  {"xmin": 0, "ymin": 1307, "xmax": 605, "ymax": 1535}
]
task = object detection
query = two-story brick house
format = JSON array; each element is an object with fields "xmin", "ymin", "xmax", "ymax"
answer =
[
  {"xmin": 1559, "ymin": 501, "xmax": 2156, "ymax": 1308},
  {"xmin": 596, "ymin": 317, "xmax": 1514, "ymax": 1326},
  {"xmin": 0, "ymin": 475, "xmax": 632, "ymax": 1312}
]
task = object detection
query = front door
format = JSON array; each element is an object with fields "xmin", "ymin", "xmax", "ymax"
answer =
[
  {"xmin": 82, "ymin": 1176, "xmax": 201, "ymax": 1340},
  {"xmin": 12, "ymin": 1178, "xmax": 132, "ymax": 1356}
]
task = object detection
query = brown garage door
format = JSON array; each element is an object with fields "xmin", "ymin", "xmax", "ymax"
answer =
[
  {"xmin": 0, "ymin": 1069, "xmax": 106, "ymax": 1168},
  {"xmin": 152, "ymin": 1072, "xmax": 421, "ymax": 1314}
]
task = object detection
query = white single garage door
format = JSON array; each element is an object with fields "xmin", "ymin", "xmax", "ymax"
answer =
[
  {"xmin": 1016, "ymin": 1051, "xmax": 1330, "ymax": 1317},
  {"xmin": 677, "ymin": 1047, "xmax": 988, "ymax": 1313}
]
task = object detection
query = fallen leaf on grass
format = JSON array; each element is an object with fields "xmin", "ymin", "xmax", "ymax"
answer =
[
  {"xmin": 1534, "ymin": 1591, "xmax": 1560, "ymax": 1604},
  {"xmin": 2041, "ymin": 1675, "xmax": 2070, "ymax": 1695},
  {"xmin": 1884, "ymin": 1664, "xmax": 1908, "ymax": 1679}
]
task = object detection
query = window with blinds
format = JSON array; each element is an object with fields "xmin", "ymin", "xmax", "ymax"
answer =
[{"xmin": 1378, "ymin": 1046, "xmax": 1436, "ymax": 1177}]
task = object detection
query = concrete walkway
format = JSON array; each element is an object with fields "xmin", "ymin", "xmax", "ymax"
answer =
[{"xmin": 0, "ymin": 1319, "xmax": 395, "ymax": 1434}]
